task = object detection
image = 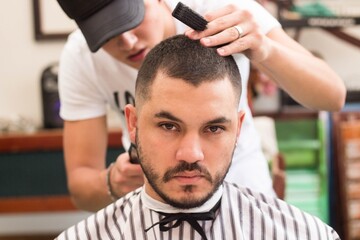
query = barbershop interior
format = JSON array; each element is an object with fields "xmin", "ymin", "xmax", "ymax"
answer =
[{"xmin": 1, "ymin": 0, "xmax": 360, "ymax": 239}]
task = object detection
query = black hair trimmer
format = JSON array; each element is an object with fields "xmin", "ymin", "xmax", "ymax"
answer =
[{"xmin": 128, "ymin": 143, "xmax": 140, "ymax": 164}]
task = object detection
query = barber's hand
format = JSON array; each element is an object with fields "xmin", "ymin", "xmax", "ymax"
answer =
[
  {"xmin": 185, "ymin": 4, "xmax": 270, "ymax": 63},
  {"xmin": 110, "ymin": 151, "xmax": 144, "ymax": 197}
]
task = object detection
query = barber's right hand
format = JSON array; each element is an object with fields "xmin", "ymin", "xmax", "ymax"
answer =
[{"xmin": 109, "ymin": 151, "xmax": 144, "ymax": 198}]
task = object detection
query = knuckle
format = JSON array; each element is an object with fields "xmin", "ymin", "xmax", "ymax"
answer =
[
  {"xmin": 242, "ymin": 9, "xmax": 252, "ymax": 20},
  {"xmin": 204, "ymin": 12, "xmax": 214, "ymax": 21},
  {"xmin": 250, "ymin": 21, "xmax": 259, "ymax": 31},
  {"xmin": 234, "ymin": 40, "xmax": 247, "ymax": 50},
  {"xmin": 214, "ymin": 18, "xmax": 227, "ymax": 28},
  {"xmin": 225, "ymin": 4, "xmax": 237, "ymax": 12},
  {"xmin": 229, "ymin": 27, "xmax": 239, "ymax": 39},
  {"xmin": 232, "ymin": 8, "xmax": 243, "ymax": 19},
  {"xmin": 252, "ymin": 31, "xmax": 264, "ymax": 44}
]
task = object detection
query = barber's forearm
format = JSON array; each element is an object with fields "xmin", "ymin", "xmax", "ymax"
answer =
[
  {"xmin": 254, "ymin": 39, "xmax": 346, "ymax": 111},
  {"xmin": 67, "ymin": 167, "xmax": 113, "ymax": 212}
]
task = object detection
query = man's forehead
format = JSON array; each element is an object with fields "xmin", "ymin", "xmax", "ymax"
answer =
[
  {"xmin": 151, "ymin": 72, "xmax": 232, "ymax": 91},
  {"xmin": 148, "ymin": 74, "xmax": 234, "ymax": 101},
  {"xmin": 140, "ymin": 78, "xmax": 237, "ymax": 122}
]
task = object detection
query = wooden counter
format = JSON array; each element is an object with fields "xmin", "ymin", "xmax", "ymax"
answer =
[
  {"xmin": 0, "ymin": 128, "xmax": 123, "ymax": 153},
  {"xmin": 0, "ymin": 128, "xmax": 123, "ymax": 213}
]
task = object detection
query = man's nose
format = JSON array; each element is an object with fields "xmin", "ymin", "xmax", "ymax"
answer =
[
  {"xmin": 175, "ymin": 133, "xmax": 204, "ymax": 163},
  {"xmin": 117, "ymin": 31, "xmax": 137, "ymax": 50}
]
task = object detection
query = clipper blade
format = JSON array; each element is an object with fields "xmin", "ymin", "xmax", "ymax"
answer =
[{"xmin": 172, "ymin": 2, "xmax": 208, "ymax": 31}]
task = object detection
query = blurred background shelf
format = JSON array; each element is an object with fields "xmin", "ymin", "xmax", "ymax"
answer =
[
  {"xmin": 275, "ymin": 116, "xmax": 329, "ymax": 223},
  {"xmin": 276, "ymin": 0, "xmax": 360, "ymax": 28},
  {"xmin": 332, "ymin": 111, "xmax": 360, "ymax": 240}
]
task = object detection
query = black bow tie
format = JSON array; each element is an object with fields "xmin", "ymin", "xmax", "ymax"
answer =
[{"xmin": 145, "ymin": 199, "xmax": 221, "ymax": 240}]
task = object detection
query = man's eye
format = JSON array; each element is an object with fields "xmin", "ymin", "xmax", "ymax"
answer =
[
  {"xmin": 160, "ymin": 123, "xmax": 177, "ymax": 131},
  {"xmin": 207, "ymin": 126, "xmax": 224, "ymax": 133}
]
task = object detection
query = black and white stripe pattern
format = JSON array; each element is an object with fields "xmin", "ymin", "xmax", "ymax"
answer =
[{"xmin": 55, "ymin": 182, "xmax": 340, "ymax": 240}]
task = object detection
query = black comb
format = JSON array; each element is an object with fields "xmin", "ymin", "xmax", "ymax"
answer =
[{"xmin": 172, "ymin": 2, "xmax": 208, "ymax": 31}]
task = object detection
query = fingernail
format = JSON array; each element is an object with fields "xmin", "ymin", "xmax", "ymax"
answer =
[
  {"xmin": 186, "ymin": 30, "xmax": 197, "ymax": 38},
  {"xmin": 217, "ymin": 48, "xmax": 225, "ymax": 55},
  {"xmin": 202, "ymin": 38, "xmax": 210, "ymax": 45}
]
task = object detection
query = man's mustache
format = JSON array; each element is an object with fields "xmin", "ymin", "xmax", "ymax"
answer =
[{"xmin": 163, "ymin": 161, "xmax": 212, "ymax": 183}]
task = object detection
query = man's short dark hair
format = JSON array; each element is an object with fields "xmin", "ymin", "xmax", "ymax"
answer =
[{"xmin": 135, "ymin": 35, "xmax": 242, "ymax": 105}]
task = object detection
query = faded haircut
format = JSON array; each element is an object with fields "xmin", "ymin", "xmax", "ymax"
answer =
[{"xmin": 135, "ymin": 34, "xmax": 242, "ymax": 105}]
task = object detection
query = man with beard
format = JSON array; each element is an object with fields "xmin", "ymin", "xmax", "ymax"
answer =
[
  {"xmin": 55, "ymin": 0, "xmax": 346, "ymax": 212},
  {"xmin": 55, "ymin": 35, "xmax": 339, "ymax": 240}
]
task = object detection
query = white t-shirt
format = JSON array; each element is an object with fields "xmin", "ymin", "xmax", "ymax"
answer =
[{"xmin": 58, "ymin": 0, "xmax": 281, "ymax": 196}]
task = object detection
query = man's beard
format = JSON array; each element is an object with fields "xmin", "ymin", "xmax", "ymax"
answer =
[{"xmin": 135, "ymin": 133, "xmax": 233, "ymax": 209}]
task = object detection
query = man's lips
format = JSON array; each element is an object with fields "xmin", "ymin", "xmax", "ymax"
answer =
[
  {"xmin": 172, "ymin": 172, "xmax": 204, "ymax": 184},
  {"xmin": 127, "ymin": 49, "xmax": 146, "ymax": 62}
]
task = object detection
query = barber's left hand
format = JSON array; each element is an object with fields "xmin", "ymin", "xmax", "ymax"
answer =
[{"xmin": 185, "ymin": 4, "xmax": 271, "ymax": 63}]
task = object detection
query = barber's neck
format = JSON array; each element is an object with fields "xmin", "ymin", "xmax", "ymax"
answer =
[{"xmin": 161, "ymin": 1, "xmax": 177, "ymax": 39}]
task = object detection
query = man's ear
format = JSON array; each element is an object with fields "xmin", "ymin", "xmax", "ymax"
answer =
[
  {"xmin": 125, "ymin": 104, "xmax": 137, "ymax": 143},
  {"xmin": 236, "ymin": 110, "xmax": 245, "ymax": 138}
]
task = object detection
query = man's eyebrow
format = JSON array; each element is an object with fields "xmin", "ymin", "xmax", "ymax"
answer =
[
  {"xmin": 207, "ymin": 117, "xmax": 231, "ymax": 125},
  {"xmin": 155, "ymin": 111, "xmax": 231, "ymax": 125},
  {"xmin": 154, "ymin": 111, "xmax": 183, "ymax": 122}
]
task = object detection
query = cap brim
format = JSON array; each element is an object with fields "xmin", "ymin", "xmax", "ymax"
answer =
[{"xmin": 76, "ymin": 0, "xmax": 145, "ymax": 52}]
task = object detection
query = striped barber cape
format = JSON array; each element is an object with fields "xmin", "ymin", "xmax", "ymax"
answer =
[{"xmin": 56, "ymin": 182, "xmax": 340, "ymax": 240}]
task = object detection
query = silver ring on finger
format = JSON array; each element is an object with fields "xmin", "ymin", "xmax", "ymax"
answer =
[{"xmin": 233, "ymin": 25, "xmax": 244, "ymax": 39}]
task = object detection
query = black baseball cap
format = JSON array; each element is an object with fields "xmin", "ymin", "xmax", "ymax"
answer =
[{"xmin": 57, "ymin": 0, "xmax": 145, "ymax": 52}]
